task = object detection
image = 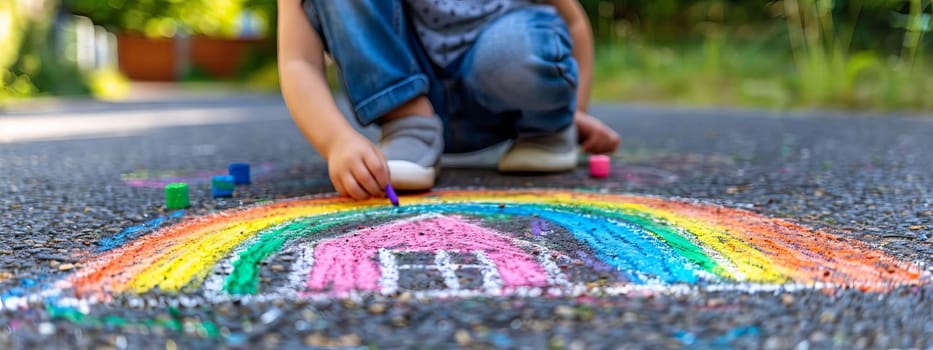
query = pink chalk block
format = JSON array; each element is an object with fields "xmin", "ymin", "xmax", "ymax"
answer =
[{"xmin": 589, "ymin": 155, "xmax": 611, "ymax": 178}]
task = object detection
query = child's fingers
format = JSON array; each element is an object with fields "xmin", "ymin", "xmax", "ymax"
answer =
[
  {"xmin": 331, "ymin": 174, "xmax": 347, "ymax": 198},
  {"xmin": 362, "ymin": 151, "xmax": 389, "ymax": 190},
  {"xmin": 334, "ymin": 178, "xmax": 356, "ymax": 199},
  {"xmin": 352, "ymin": 163, "xmax": 384, "ymax": 196},
  {"xmin": 583, "ymin": 132, "xmax": 620, "ymax": 154},
  {"xmin": 340, "ymin": 174, "xmax": 370, "ymax": 200},
  {"xmin": 606, "ymin": 134, "xmax": 621, "ymax": 153},
  {"xmin": 581, "ymin": 136, "xmax": 600, "ymax": 153}
]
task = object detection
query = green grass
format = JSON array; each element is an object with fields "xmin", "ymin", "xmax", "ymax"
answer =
[{"xmin": 591, "ymin": 40, "xmax": 933, "ymax": 111}]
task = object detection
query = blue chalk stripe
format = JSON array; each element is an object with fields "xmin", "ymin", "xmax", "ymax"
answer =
[{"xmin": 97, "ymin": 210, "xmax": 185, "ymax": 252}]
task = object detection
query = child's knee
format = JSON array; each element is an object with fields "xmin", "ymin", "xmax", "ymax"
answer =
[{"xmin": 464, "ymin": 9, "xmax": 578, "ymax": 111}]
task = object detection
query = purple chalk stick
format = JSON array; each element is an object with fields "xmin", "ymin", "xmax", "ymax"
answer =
[{"xmin": 386, "ymin": 184, "xmax": 399, "ymax": 207}]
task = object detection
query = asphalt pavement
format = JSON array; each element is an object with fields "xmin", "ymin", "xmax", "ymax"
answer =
[{"xmin": 0, "ymin": 93, "xmax": 931, "ymax": 349}]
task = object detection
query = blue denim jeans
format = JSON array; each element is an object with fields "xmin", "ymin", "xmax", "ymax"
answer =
[{"xmin": 303, "ymin": 0, "xmax": 578, "ymax": 153}]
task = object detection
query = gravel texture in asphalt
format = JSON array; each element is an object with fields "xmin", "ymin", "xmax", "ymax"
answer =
[{"xmin": 1, "ymin": 95, "xmax": 931, "ymax": 349}]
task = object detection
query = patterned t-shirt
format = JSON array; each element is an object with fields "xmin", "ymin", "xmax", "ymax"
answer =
[{"xmin": 406, "ymin": 0, "xmax": 533, "ymax": 66}]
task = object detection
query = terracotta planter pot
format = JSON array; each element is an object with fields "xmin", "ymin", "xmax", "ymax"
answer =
[
  {"xmin": 189, "ymin": 36, "xmax": 268, "ymax": 79},
  {"xmin": 116, "ymin": 33, "xmax": 182, "ymax": 81}
]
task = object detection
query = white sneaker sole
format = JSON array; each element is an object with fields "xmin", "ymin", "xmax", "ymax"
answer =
[
  {"xmin": 497, "ymin": 146, "xmax": 578, "ymax": 173},
  {"xmin": 387, "ymin": 160, "xmax": 437, "ymax": 190}
]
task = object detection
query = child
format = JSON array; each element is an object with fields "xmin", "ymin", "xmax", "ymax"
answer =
[{"xmin": 278, "ymin": 0, "xmax": 620, "ymax": 199}]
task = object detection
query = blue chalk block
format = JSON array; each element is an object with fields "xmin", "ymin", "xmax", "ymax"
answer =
[
  {"xmin": 211, "ymin": 175, "xmax": 235, "ymax": 198},
  {"xmin": 228, "ymin": 162, "xmax": 251, "ymax": 185}
]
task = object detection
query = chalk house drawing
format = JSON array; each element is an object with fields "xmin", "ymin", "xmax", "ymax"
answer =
[{"xmin": 306, "ymin": 214, "xmax": 570, "ymax": 298}]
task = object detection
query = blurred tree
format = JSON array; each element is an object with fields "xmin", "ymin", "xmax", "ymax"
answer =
[
  {"xmin": 63, "ymin": 0, "xmax": 276, "ymax": 38},
  {"xmin": 2, "ymin": 0, "xmax": 88, "ymax": 102}
]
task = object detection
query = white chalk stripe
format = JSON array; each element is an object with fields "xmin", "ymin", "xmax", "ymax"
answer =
[
  {"xmin": 200, "ymin": 234, "xmax": 261, "ymax": 297},
  {"xmin": 534, "ymin": 247, "xmax": 572, "ymax": 288},
  {"xmin": 378, "ymin": 248, "xmax": 400, "ymax": 295},
  {"xmin": 278, "ymin": 241, "xmax": 317, "ymax": 297},
  {"xmin": 434, "ymin": 250, "xmax": 461, "ymax": 291},
  {"xmin": 511, "ymin": 240, "xmax": 572, "ymax": 288},
  {"xmin": 397, "ymin": 264, "xmax": 487, "ymax": 270},
  {"xmin": 473, "ymin": 250, "xmax": 505, "ymax": 291}
]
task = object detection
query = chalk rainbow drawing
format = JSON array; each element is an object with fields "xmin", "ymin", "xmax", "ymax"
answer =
[{"xmin": 5, "ymin": 189, "xmax": 927, "ymax": 311}]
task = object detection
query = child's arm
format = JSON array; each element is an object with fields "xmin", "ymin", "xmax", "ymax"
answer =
[
  {"xmin": 548, "ymin": 0, "xmax": 621, "ymax": 154},
  {"xmin": 548, "ymin": 0, "xmax": 593, "ymax": 112},
  {"xmin": 278, "ymin": 0, "xmax": 388, "ymax": 199}
]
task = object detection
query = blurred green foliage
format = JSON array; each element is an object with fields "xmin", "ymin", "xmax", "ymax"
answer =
[
  {"xmin": 1, "ymin": 1, "xmax": 89, "ymax": 104},
  {"xmin": 580, "ymin": 0, "xmax": 932, "ymax": 110},
  {"xmin": 62, "ymin": 0, "xmax": 276, "ymax": 38},
  {"xmin": 580, "ymin": 0, "xmax": 928, "ymax": 49}
]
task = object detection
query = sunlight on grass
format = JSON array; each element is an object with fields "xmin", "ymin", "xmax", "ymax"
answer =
[
  {"xmin": 591, "ymin": 0, "xmax": 933, "ymax": 112},
  {"xmin": 593, "ymin": 42, "xmax": 788, "ymax": 108},
  {"xmin": 592, "ymin": 41, "xmax": 933, "ymax": 111}
]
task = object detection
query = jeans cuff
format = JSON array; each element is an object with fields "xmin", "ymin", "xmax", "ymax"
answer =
[{"xmin": 354, "ymin": 75, "xmax": 431, "ymax": 125}]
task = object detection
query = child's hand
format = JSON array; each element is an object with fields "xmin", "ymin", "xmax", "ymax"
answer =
[
  {"xmin": 575, "ymin": 111, "xmax": 621, "ymax": 154},
  {"xmin": 327, "ymin": 131, "xmax": 390, "ymax": 200}
]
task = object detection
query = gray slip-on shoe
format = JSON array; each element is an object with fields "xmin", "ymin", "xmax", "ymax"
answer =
[{"xmin": 379, "ymin": 116, "xmax": 444, "ymax": 190}]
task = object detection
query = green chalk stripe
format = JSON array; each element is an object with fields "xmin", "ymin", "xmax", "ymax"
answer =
[{"xmin": 165, "ymin": 183, "xmax": 190, "ymax": 209}]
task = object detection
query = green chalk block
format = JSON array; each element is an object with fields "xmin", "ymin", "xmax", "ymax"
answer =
[{"xmin": 165, "ymin": 182, "xmax": 190, "ymax": 209}]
